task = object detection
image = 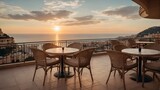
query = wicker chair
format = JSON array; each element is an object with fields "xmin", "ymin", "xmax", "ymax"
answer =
[
  {"xmin": 113, "ymin": 44, "xmax": 128, "ymax": 52},
  {"xmin": 42, "ymin": 43, "xmax": 61, "ymax": 58},
  {"xmin": 142, "ymin": 61, "xmax": 160, "ymax": 87},
  {"xmin": 106, "ymin": 50, "xmax": 138, "ymax": 90},
  {"xmin": 42, "ymin": 43, "xmax": 60, "ymax": 51},
  {"xmin": 30, "ymin": 48, "xmax": 60, "ymax": 85},
  {"xmin": 113, "ymin": 44, "xmax": 137, "ymax": 61},
  {"xmin": 143, "ymin": 43, "xmax": 160, "ymax": 81},
  {"xmin": 126, "ymin": 38, "xmax": 137, "ymax": 48},
  {"xmin": 66, "ymin": 42, "xmax": 83, "ymax": 58},
  {"xmin": 143, "ymin": 43, "xmax": 160, "ymax": 62},
  {"xmin": 68, "ymin": 42, "xmax": 83, "ymax": 50},
  {"xmin": 113, "ymin": 44, "xmax": 136, "ymax": 76},
  {"xmin": 65, "ymin": 42, "xmax": 83, "ymax": 73},
  {"xmin": 64, "ymin": 48, "xmax": 95, "ymax": 87},
  {"xmin": 109, "ymin": 40, "xmax": 122, "ymax": 50}
]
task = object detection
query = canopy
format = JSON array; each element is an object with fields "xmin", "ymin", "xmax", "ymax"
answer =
[{"xmin": 133, "ymin": 0, "xmax": 160, "ymax": 19}]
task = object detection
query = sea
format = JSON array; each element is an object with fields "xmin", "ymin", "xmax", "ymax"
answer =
[{"xmin": 9, "ymin": 34, "xmax": 133, "ymax": 43}]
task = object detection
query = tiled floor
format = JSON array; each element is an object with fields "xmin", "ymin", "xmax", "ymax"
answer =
[{"xmin": 0, "ymin": 55, "xmax": 159, "ymax": 90}]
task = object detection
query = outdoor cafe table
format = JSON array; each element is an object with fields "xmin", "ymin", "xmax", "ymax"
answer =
[
  {"xmin": 135, "ymin": 41, "xmax": 155, "ymax": 47},
  {"xmin": 122, "ymin": 48, "xmax": 160, "ymax": 82},
  {"xmin": 46, "ymin": 47, "xmax": 79, "ymax": 78}
]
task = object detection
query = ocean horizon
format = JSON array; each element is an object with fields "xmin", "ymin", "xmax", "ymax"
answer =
[{"xmin": 9, "ymin": 33, "xmax": 133, "ymax": 43}]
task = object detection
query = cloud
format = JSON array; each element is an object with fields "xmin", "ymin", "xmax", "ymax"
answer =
[
  {"xmin": 60, "ymin": 15, "xmax": 102, "ymax": 26},
  {"xmin": 102, "ymin": 6, "xmax": 141, "ymax": 19},
  {"xmin": 62, "ymin": 20, "xmax": 100, "ymax": 26},
  {"xmin": 0, "ymin": 1, "xmax": 73, "ymax": 21},
  {"xmin": 0, "ymin": 1, "xmax": 29, "ymax": 19},
  {"xmin": 74, "ymin": 15, "xmax": 93, "ymax": 21},
  {"xmin": 8, "ymin": 10, "xmax": 73, "ymax": 21},
  {"xmin": 43, "ymin": 0, "xmax": 84, "ymax": 11}
]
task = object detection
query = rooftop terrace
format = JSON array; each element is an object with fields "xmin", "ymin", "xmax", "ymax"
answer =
[{"xmin": 0, "ymin": 55, "xmax": 159, "ymax": 90}]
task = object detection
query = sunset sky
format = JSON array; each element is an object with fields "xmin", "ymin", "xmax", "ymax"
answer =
[{"xmin": 0, "ymin": 0, "xmax": 160, "ymax": 34}]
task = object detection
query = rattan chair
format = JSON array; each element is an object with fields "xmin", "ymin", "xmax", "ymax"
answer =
[
  {"xmin": 42, "ymin": 43, "xmax": 61, "ymax": 58},
  {"xmin": 68, "ymin": 42, "xmax": 83, "ymax": 50},
  {"xmin": 143, "ymin": 43, "xmax": 160, "ymax": 62},
  {"xmin": 106, "ymin": 50, "xmax": 138, "ymax": 90},
  {"xmin": 113, "ymin": 44, "xmax": 136, "ymax": 76},
  {"xmin": 66, "ymin": 42, "xmax": 83, "ymax": 58},
  {"xmin": 64, "ymin": 48, "xmax": 95, "ymax": 87},
  {"xmin": 113, "ymin": 44, "xmax": 136, "ymax": 61},
  {"xmin": 126, "ymin": 38, "xmax": 137, "ymax": 48},
  {"xmin": 109, "ymin": 40, "xmax": 122, "ymax": 50},
  {"xmin": 65, "ymin": 42, "xmax": 83, "ymax": 73},
  {"xmin": 30, "ymin": 48, "xmax": 60, "ymax": 85},
  {"xmin": 143, "ymin": 43, "xmax": 160, "ymax": 81},
  {"xmin": 142, "ymin": 61, "xmax": 160, "ymax": 87},
  {"xmin": 42, "ymin": 43, "xmax": 60, "ymax": 51},
  {"xmin": 113, "ymin": 44, "xmax": 128, "ymax": 52}
]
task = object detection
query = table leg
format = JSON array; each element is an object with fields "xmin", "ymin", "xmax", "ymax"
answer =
[
  {"xmin": 130, "ymin": 56, "xmax": 152, "ymax": 82},
  {"xmin": 54, "ymin": 55, "xmax": 74, "ymax": 78}
]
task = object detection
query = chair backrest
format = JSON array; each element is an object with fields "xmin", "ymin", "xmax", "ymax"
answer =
[
  {"xmin": 126, "ymin": 38, "xmax": 136, "ymax": 48},
  {"xmin": 68, "ymin": 42, "xmax": 83, "ymax": 50},
  {"xmin": 110, "ymin": 40, "xmax": 121, "ymax": 46},
  {"xmin": 144, "ymin": 43, "xmax": 160, "ymax": 51},
  {"xmin": 76, "ymin": 48, "xmax": 95, "ymax": 67},
  {"xmin": 30, "ymin": 48, "xmax": 47, "ymax": 66},
  {"xmin": 145, "ymin": 62, "xmax": 160, "ymax": 74},
  {"xmin": 107, "ymin": 50, "xmax": 130, "ymax": 69},
  {"xmin": 42, "ymin": 43, "xmax": 60, "ymax": 51},
  {"xmin": 113, "ymin": 44, "xmax": 128, "ymax": 52}
]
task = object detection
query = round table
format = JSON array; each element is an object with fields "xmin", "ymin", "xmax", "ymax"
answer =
[
  {"xmin": 122, "ymin": 48, "xmax": 160, "ymax": 82},
  {"xmin": 136, "ymin": 41, "xmax": 155, "ymax": 48},
  {"xmin": 46, "ymin": 47, "xmax": 79, "ymax": 78},
  {"xmin": 135, "ymin": 41, "xmax": 155, "ymax": 44}
]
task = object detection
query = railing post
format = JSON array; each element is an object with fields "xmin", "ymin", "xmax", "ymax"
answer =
[{"xmin": 65, "ymin": 40, "xmax": 68, "ymax": 47}]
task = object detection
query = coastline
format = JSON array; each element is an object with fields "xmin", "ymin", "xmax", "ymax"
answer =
[{"xmin": 9, "ymin": 33, "xmax": 133, "ymax": 43}]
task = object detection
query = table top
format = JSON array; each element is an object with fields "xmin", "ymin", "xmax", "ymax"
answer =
[
  {"xmin": 46, "ymin": 47, "xmax": 79, "ymax": 55},
  {"xmin": 122, "ymin": 48, "xmax": 160, "ymax": 56},
  {"xmin": 135, "ymin": 41, "xmax": 155, "ymax": 44}
]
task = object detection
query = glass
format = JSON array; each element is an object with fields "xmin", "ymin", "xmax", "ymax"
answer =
[
  {"xmin": 62, "ymin": 47, "xmax": 64, "ymax": 51},
  {"xmin": 138, "ymin": 47, "xmax": 141, "ymax": 52}
]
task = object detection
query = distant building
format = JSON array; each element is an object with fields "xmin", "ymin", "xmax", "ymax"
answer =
[
  {"xmin": 144, "ymin": 33, "xmax": 160, "ymax": 38},
  {"xmin": 0, "ymin": 28, "xmax": 14, "ymax": 47},
  {"xmin": 0, "ymin": 28, "xmax": 15, "ymax": 63}
]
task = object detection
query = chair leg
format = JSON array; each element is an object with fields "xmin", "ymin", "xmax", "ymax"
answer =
[
  {"xmin": 142, "ymin": 65, "xmax": 145, "ymax": 87},
  {"xmin": 122, "ymin": 70, "xmax": 126, "ymax": 90},
  {"xmin": 65, "ymin": 66, "xmax": 67, "ymax": 81},
  {"xmin": 32, "ymin": 66, "xmax": 37, "ymax": 81},
  {"xmin": 89, "ymin": 66, "xmax": 94, "ymax": 82},
  {"xmin": 77, "ymin": 68, "xmax": 82, "ymax": 87},
  {"xmin": 43, "ymin": 70, "xmax": 47, "ymax": 86},
  {"xmin": 106, "ymin": 68, "xmax": 112, "ymax": 84},
  {"xmin": 81, "ymin": 68, "xmax": 83, "ymax": 75},
  {"xmin": 73, "ymin": 67, "xmax": 76, "ymax": 75},
  {"xmin": 117, "ymin": 70, "xmax": 123, "ymax": 79},
  {"xmin": 153, "ymin": 72, "xmax": 155, "ymax": 80},
  {"xmin": 58, "ymin": 66, "xmax": 60, "ymax": 80},
  {"xmin": 68, "ymin": 66, "xmax": 70, "ymax": 74},
  {"xmin": 114, "ymin": 70, "xmax": 116, "ymax": 77},
  {"xmin": 50, "ymin": 66, "xmax": 53, "ymax": 73},
  {"xmin": 155, "ymin": 74, "xmax": 160, "ymax": 81},
  {"xmin": 136, "ymin": 67, "xmax": 138, "ymax": 82}
]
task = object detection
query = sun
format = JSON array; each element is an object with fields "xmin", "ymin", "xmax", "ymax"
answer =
[{"xmin": 53, "ymin": 26, "xmax": 61, "ymax": 32}]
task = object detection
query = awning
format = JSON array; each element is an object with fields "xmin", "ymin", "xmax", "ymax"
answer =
[{"xmin": 133, "ymin": 0, "xmax": 160, "ymax": 19}]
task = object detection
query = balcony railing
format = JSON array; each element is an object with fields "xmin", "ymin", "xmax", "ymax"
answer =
[
  {"xmin": 0, "ymin": 37, "xmax": 159, "ymax": 65},
  {"xmin": 0, "ymin": 38, "xmax": 115, "ymax": 65}
]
